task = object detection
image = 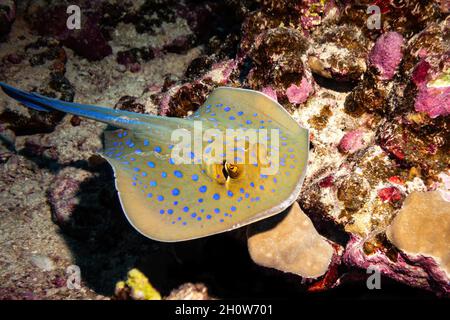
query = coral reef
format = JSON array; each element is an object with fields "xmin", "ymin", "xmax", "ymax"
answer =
[{"xmin": 0, "ymin": 0, "xmax": 448, "ymax": 299}]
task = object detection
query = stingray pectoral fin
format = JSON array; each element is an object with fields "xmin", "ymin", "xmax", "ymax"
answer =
[{"xmin": 102, "ymin": 87, "xmax": 309, "ymax": 242}]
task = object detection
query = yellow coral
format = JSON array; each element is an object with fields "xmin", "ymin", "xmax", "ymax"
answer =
[{"xmin": 115, "ymin": 268, "xmax": 161, "ymax": 300}]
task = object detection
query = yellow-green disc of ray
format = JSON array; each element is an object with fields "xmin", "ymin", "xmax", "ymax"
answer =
[{"xmin": 101, "ymin": 87, "xmax": 309, "ymax": 242}]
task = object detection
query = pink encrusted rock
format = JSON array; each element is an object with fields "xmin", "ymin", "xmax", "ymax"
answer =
[
  {"xmin": 369, "ymin": 32, "xmax": 404, "ymax": 80},
  {"xmin": 338, "ymin": 129, "xmax": 365, "ymax": 154},
  {"xmin": 412, "ymin": 55, "xmax": 450, "ymax": 118},
  {"xmin": 261, "ymin": 86, "xmax": 278, "ymax": 101},
  {"xmin": 343, "ymin": 235, "xmax": 450, "ymax": 296},
  {"xmin": 285, "ymin": 78, "xmax": 313, "ymax": 105},
  {"xmin": 415, "ymin": 85, "xmax": 450, "ymax": 118}
]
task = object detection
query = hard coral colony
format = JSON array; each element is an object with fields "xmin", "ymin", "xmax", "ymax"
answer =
[{"xmin": 0, "ymin": 0, "xmax": 448, "ymax": 300}]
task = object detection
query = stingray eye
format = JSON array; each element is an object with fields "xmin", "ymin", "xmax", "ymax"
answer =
[{"xmin": 224, "ymin": 162, "xmax": 242, "ymax": 179}]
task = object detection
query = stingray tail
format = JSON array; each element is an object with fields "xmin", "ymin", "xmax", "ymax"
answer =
[{"xmin": 0, "ymin": 82, "xmax": 160, "ymax": 130}]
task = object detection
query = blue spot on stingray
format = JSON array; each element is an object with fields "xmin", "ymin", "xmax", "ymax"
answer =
[
  {"xmin": 273, "ymin": 177, "xmax": 278, "ymax": 183},
  {"xmin": 123, "ymin": 131, "xmax": 128, "ymax": 137},
  {"xmin": 199, "ymin": 186, "xmax": 207, "ymax": 193},
  {"xmin": 231, "ymin": 206, "xmax": 236, "ymax": 212},
  {"xmin": 150, "ymin": 181, "xmax": 157, "ymax": 187},
  {"xmin": 172, "ymin": 188, "xmax": 180, "ymax": 196},
  {"xmin": 229, "ymin": 116, "xmax": 236, "ymax": 120},
  {"xmin": 259, "ymin": 185, "xmax": 265, "ymax": 190},
  {"xmin": 161, "ymin": 172, "xmax": 167, "ymax": 178},
  {"xmin": 205, "ymin": 147, "xmax": 211, "ymax": 154},
  {"xmin": 143, "ymin": 140, "xmax": 149, "ymax": 146},
  {"xmin": 192, "ymin": 174, "xmax": 199, "ymax": 181},
  {"xmin": 237, "ymin": 197, "xmax": 242, "ymax": 202},
  {"xmin": 237, "ymin": 111, "xmax": 244, "ymax": 116},
  {"xmin": 173, "ymin": 201, "xmax": 178, "ymax": 206},
  {"xmin": 147, "ymin": 193, "xmax": 153, "ymax": 198},
  {"xmin": 197, "ymin": 217, "xmax": 202, "ymax": 221},
  {"xmin": 135, "ymin": 149, "xmax": 142, "ymax": 154},
  {"xmin": 134, "ymin": 168, "xmax": 140, "ymax": 172},
  {"xmin": 224, "ymin": 106, "xmax": 231, "ymax": 112},
  {"xmin": 157, "ymin": 195, "xmax": 164, "ymax": 201},
  {"xmin": 240, "ymin": 188, "xmax": 245, "ymax": 193},
  {"xmin": 227, "ymin": 190, "xmax": 233, "ymax": 197},
  {"xmin": 189, "ymin": 152, "xmax": 195, "ymax": 159},
  {"xmin": 220, "ymin": 219, "xmax": 224, "ymax": 223},
  {"xmin": 183, "ymin": 206, "xmax": 189, "ymax": 212},
  {"xmin": 245, "ymin": 193, "xmax": 250, "ymax": 198},
  {"xmin": 142, "ymin": 172, "xmax": 147, "ymax": 177},
  {"xmin": 182, "ymin": 222, "xmax": 187, "ymax": 226},
  {"xmin": 168, "ymin": 209, "xmax": 174, "ymax": 215},
  {"xmin": 206, "ymin": 215, "xmax": 212, "ymax": 220},
  {"xmin": 159, "ymin": 210, "xmax": 165, "ymax": 215},
  {"xmin": 214, "ymin": 208, "xmax": 220, "ymax": 214},
  {"xmin": 147, "ymin": 161, "xmax": 155, "ymax": 168},
  {"xmin": 250, "ymin": 182, "xmax": 255, "ymax": 187},
  {"xmin": 253, "ymin": 113, "xmax": 257, "ymax": 116},
  {"xmin": 154, "ymin": 146, "xmax": 161, "ymax": 153},
  {"xmin": 191, "ymin": 213, "xmax": 197, "ymax": 218},
  {"xmin": 169, "ymin": 158, "xmax": 175, "ymax": 165},
  {"xmin": 174, "ymin": 170, "xmax": 183, "ymax": 178},
  {"xmin": 246, "ymin": 120, "xmax": 252, "ymax": 125},
  {"xmin": 198, "ymin": 198, "xmax": 203, "ymax": 203},
  {"xmin": 213, "ymin": 193, "xmax": 220, "ymax": 200}
]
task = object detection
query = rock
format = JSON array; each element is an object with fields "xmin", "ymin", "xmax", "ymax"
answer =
[
  {"xmin": 247, "ymin": 202, "xmax": 334, "ymax": 278},
  {"xmin": 28, "ymin": 5, "xmax": 112, "ymax": 61},
  {"xmin": 369, "ymin": 32, "xmax": 404, "ymax": 80},
  {"xmin": 0, "ymin": 0, "xmax": 15, "ymax": 41},
  {"xmin": 386, "ymin": 191, "xmax": 450, "ymax": 280},
  {"xmin": 115, "ymin": 269, "xmax": 161, "ymax": 300},
  {"xmin": 413, "ymin": 56, "xmax": 450, "ymax": 118},
  {"xmin": 30, "ymin": 254, "xmax": 55, "ymax": 272},
  {"xmin": 165, "ymin": 283, "xmax": 212, "ymax": 300},
  {"xmin": 308, "ymin": 24, "xmax": 371, "ymax": 81},
  {"xmin": 247, "ymin": 27, "xmax": 309, "ymax": 92}
]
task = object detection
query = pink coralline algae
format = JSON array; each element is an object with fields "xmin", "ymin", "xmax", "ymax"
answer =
[
  {"xmin": 338, "ymin": 130, "xmax": 365, "ymax": 154},
  {"xmin": 415, "ymin": 85, "xmax": 450, "ymax": 118},
  {"xmin": 261, "ymin": 87, "xmax": 278, "ymax": 101},
  {"xmin": 285, "ymin": 78, "xmax": 313, "ymax": 105},
  {"xmin": 412, "ymin": 56, "xmax": 450, "ymax": 118},
  {"xmin": 369, "ymin": 32, "xmax": 404, "ymax": 80}
]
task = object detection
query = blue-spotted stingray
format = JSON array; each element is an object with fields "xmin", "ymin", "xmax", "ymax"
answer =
[{"xmin": 0, "ymin": 82, "xmax": 309, "ymax": 242}]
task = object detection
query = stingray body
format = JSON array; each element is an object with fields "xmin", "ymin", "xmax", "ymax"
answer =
[{"xmin": 0, "ymin": 82, "xmax": 309, "ymax": 242}]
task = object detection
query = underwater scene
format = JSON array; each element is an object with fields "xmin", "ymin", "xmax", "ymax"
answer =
[{"xmin": 0, "ymin": 0, "xmax": 449, "ymax": 303}]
